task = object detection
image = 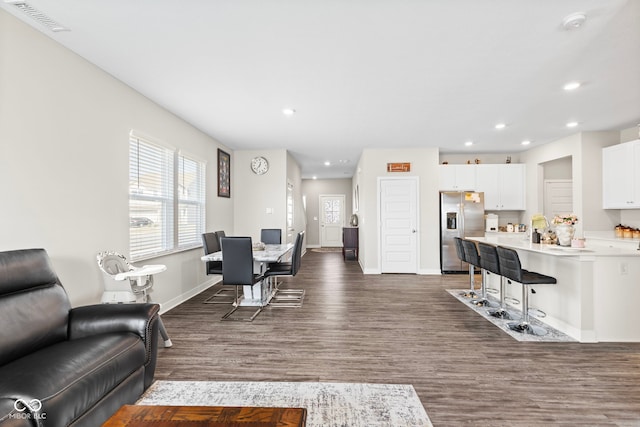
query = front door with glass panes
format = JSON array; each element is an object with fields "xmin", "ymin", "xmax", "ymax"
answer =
[{"xmin": 319, "ymin": 195, "xmax": 345, "ymax": 247}]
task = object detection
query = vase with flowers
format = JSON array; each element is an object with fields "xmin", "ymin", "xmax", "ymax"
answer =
[{"xmin": 552, "ymin": 214, "xmax": 578, "ymax": 246}]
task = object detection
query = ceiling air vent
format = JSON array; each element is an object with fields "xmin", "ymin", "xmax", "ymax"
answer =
[{"xmin": 5, "ymin": 0, "xmax": 70, "ymax": 32}]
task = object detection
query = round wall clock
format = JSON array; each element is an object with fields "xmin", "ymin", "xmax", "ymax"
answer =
[{"xmin": 250, "ymin": 156, "xmax": 269, "ymax": 175}]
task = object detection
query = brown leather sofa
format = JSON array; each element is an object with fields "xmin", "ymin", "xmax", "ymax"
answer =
[{"xmin": 0, "ymin": 249, "xmax": 160, "ymax": 426}]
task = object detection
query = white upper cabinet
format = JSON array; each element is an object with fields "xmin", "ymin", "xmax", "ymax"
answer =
[
  {"xmin": 438, "ymin": 165, "xmax": 476, "ymax": 191},
  {"xmin": 602, "ymin": 139, "xmax": 640, "ymax": 209},
  {"xmin": 475, "ymin": 164, "xmax": 526, "ymax": 210}
]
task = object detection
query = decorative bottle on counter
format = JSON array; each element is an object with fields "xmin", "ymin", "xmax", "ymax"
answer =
[{"xmin": 532, "ymin": 228, "xmax": 541, "ymax": 244}]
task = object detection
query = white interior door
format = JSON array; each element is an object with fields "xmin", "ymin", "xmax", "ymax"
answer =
[
  {"xmin": 380, "ymin": 178, "xmax": 418, "ymax": 273},
  {"xmin": 544, "ymin": 180, "xmax": 573, "ymax": 222},
  {"xmin": 319, "ymin": 195, "xmax": 345, "ymax": 247}
]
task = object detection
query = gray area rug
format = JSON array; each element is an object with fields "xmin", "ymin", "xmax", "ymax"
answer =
[
  {"xmin": 138, "ymin": 380, "xmax": 432, "ymax": 426},
  {"xmin": 447, "ymin": 289, "xmax": 575, "ymax": 342}
]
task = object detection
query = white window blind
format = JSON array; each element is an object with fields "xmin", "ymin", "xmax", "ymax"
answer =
[
  {"xmin": 129, "ymin": 136, "xmax": 174, "ymax": 260},
  {"xmin": 129, "ymin": 133, "xmax": 206, "ymax": 261},
  {"xmin": 178, "ymin": 153, "xmax": 205, "ymax": 248}
]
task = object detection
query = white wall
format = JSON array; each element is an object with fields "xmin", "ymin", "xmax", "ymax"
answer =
[
  {"xmin": 233, "ymin": 150, "xmax": 288, "ymax": 240},
  {"xmin": 233, "ymin": 149, "xmax": 305, "ymax": 249},
  {"xmin": 581, "ymin": 131, "xmax": 620, "ymax": 231},
  {"xmin": 301, "ymin": 178, "xmax": 353, "ymax": 247},
  {"xmin": 542, "ymin": 156, "xmax": 572, "ymax": 180},
  {"xmin": 357, "ymin": 148, "xmax": 441, "ymax": 274},
  {"xmin": 286, "ymin": 151, "xmax": 307, "ymax": 248},
  {"xmin": 0, "ymin": 10, "xmax": 233, "ymax": 308},
  {"xmin": 520, "ymin": 131, "xmax": 619, "ymax": 236}
]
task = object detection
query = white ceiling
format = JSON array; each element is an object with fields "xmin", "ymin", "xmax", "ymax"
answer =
[{"xmin": 3, "ymin": 0, "xmax": 639, "ymax": 179}]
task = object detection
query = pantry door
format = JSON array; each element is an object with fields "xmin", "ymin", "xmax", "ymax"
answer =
[{"xmin": 379, "ymin": 177, "xmax": 419, "ymax": 273}]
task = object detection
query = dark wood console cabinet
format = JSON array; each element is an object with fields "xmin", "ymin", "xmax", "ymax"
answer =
[{"xmin": 342, "ymin": 227, "xmax": 359, "ymax": 261}]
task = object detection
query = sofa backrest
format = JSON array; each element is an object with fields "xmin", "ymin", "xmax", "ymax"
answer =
[{"xmin": 0, "ymin": 249, "xmax": 71, "ymax": 365}]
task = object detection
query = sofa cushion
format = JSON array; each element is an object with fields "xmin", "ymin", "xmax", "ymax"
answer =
[
  {"xmin": 0, "ymin": 249, "xmax": 71, "ymax": 366},
  {"xmin": 0, "ymin": 285, "xmax": 70, "ymax": 367},
  {"xmin": 0, "ymin": 333, "xmax": 145, "ymax": 427}
]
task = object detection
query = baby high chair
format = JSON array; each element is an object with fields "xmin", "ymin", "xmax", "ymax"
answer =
[{"xmin": 97, "ymin": 251, "xmax": 172, "ymax": 347}]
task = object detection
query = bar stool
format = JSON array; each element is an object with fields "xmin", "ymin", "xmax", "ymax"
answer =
[
  {"xmin": 454, "ymin": 237, "xmax": 476, "ymax": 298},
  {"xmin": 496, "ymin": 246, "xmax": 557, "ymax": 336},
  {"xmin": 461, "ymin": 239, "xmax": 497, "ymax": 308},
  {"xmin": 477, "ymin": 242, "xmax": 512, "ymax": 320}
]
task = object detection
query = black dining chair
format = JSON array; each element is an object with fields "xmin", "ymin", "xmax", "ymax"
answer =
[
  {"xmin": 214, "ymin": 230, "xmax": 226, "ymax": 247},
  {"xmin": 260, "ymin": 228, "xmax": 282, "ymax": 244},
  {"xmin": 202, "ymin": 232, "xmax": 235, "ymax": 304},
  {"xmin": 220, "ymin": 237, "xmax": 264, "ymax": 321},
  {"xmin": 261, "ymin": 228, "xmax": 283, "ymax": 287},
  {"xmin": 264, "ymin": 231, "xmax": 305, "ymax": 307},
  {"xmin": 496, "ymin": 246, "xmax": 557, "ymax": 336}
]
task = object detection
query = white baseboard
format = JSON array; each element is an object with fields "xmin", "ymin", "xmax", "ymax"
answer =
[
  {"xmin": 306, "ymin": 244, "xmax": 321, "ymax": 248},
  {"xmin": 363, "ymin": 268, "xmax": 441, "ymax": 275},
  {"xmin": 419, "ymin": 268, "xmax": 442, "ymax": 275},
  {"xmin": 160, "ymin": 276, "xmax": 221, "ymax": 314}
]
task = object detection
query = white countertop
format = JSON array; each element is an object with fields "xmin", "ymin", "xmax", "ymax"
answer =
[{"xmin": 469, "ymin": 235, "xmax": 640, "ymax": 258}]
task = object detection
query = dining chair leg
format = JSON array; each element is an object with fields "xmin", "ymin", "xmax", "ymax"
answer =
[
  {"xmin": 221, "ymin": 286, "xmax": 262, "ymax": 322},
  {"xmin": 203, "ymin": 287, "xmax": 236, "ymax": 304},
  {"xmin": 270, "ymin": 287, "xmax": 305, "ymax": 308}
]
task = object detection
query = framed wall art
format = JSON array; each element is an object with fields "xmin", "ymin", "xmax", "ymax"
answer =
[{"xmin": 217, "ymin": 149, "xmax": 230, "ymax": 198}]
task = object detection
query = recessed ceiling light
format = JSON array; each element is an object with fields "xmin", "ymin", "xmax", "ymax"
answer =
[
  {"xmin": 566, "ymin": 121, "xmax": 579, "ymax": 128},
  {"xmin": 464, "ymin": 141, "xmax": 473, "ymax": 147},
  {"xmin": 495, "ymin": 123, "xmax": 506, "ymax": 130},
  {"xmin": 521, "ymin": 140, "xmax": 531, "ymax": 145},
  {"xmin": 312, "ymin": 176, "xmax": 317, "ymax": 180},
  {"xmin": 563, "ymin": 81, "xmax": 581, "ymax": 91},
  {"xmin": 562, "ymin": 12, "xmax": 586, "ymax": 30},
  {"xmin": 324, "ymin": 161, "xmax": 331, "ymax": 166},
  {"xmin": 282, "ymin": 108, "xmax": 296, "ymax": 116}
]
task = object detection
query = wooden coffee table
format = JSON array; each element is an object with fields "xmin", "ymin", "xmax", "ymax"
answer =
[{"xmin": 103, "ymin": 405, "xmax": 307, "ymax": 426}]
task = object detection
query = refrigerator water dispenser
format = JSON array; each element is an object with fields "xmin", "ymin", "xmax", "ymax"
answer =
[{"xmin": 446, "ymin": 212, "xmax": 457, "ymax": 229}]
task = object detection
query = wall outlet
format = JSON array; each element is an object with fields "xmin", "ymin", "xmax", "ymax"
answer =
[{"xmin": 620, "ymin": 262, "xmax": 628, "ymax": 275}]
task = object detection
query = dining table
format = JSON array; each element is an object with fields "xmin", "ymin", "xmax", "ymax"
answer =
[{"xmin": 201, "ymin": 243, "xmax": 294, "ymax": 307}]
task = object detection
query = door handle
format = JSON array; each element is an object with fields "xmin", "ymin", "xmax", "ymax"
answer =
[{"xmin": 412, "ymin": 229, "xmax": 417, "ymax": 233}]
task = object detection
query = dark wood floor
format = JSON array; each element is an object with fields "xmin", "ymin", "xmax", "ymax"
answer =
[{"xmin": 156, "ymin": 250, "xmax": 640, "ymax": 426}]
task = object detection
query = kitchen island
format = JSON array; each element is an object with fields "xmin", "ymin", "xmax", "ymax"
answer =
[{"xmin": 468, "ymin": 235, "xmax": 640, "ymax": 343}]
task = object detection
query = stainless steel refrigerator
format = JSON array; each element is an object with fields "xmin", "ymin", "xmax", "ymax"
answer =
[{"xmin": 440, "ymin": 191, "xmax": 485, "ymax": 273}]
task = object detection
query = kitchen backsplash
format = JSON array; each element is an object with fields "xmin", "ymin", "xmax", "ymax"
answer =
[
  {"xmin": 485, "ymin": 210, "xmax": 523, "ymax": 227},
  {"xmin": 620, "ymin": 210, "xmax": 640, "ymax": 229}
]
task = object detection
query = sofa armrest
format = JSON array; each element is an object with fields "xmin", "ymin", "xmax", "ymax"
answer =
[
  {"xmin": 68, "ymin": 303, "xmax": 160, "ymax": 342},
  {"xmin": 69, "ymin": 303, "xmax": 160, "ymax": 389}
]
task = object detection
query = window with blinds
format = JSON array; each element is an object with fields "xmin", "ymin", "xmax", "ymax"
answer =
[
  {"xmin": 129, "ymin": 133, "xmax": 205, "ymax": 260},
  {"xmin": 177, "ymin": 153, "xmax": 205, "ymax": 248}
]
